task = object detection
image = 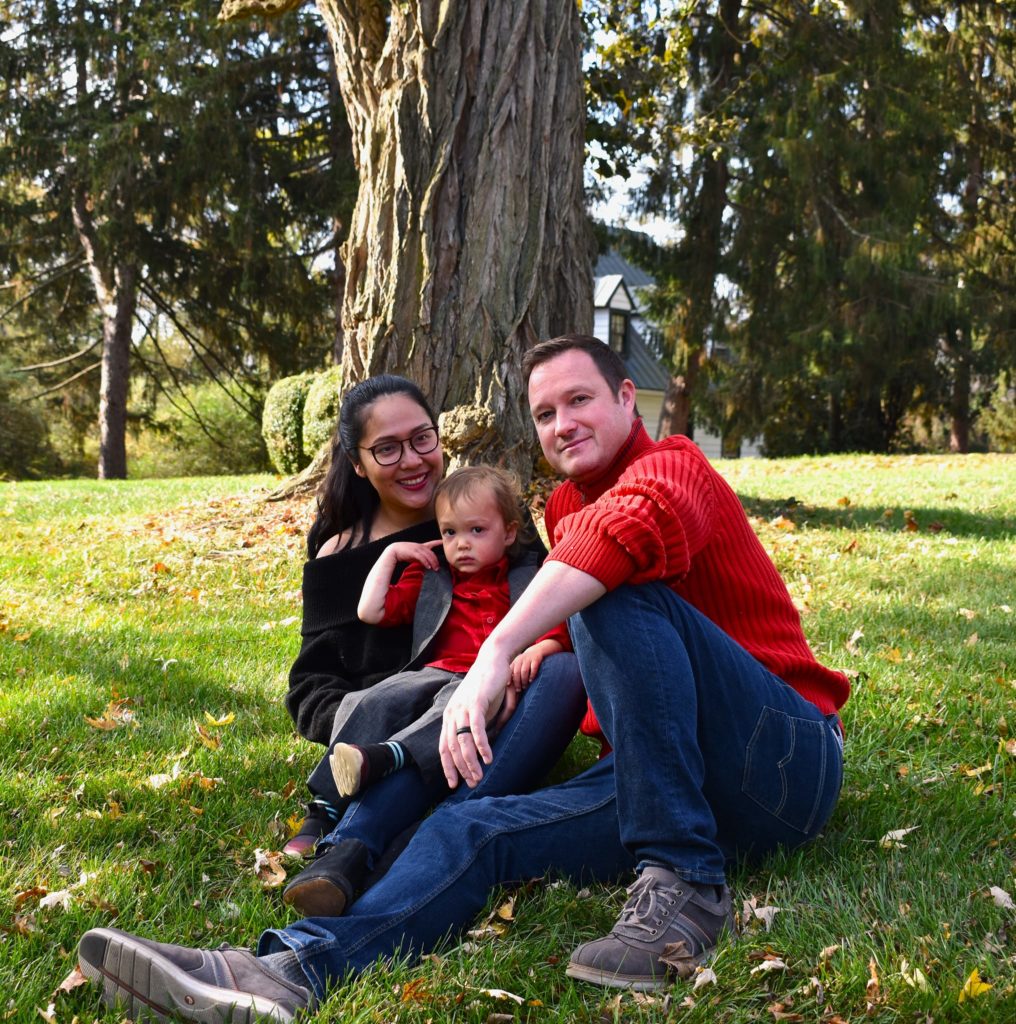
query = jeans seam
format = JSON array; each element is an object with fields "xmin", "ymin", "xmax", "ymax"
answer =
[{"xmin": 343, "ymin": 789, "xmax": 619, "ymax": 956}]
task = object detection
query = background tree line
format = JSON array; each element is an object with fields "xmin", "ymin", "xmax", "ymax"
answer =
[
  {"xmin": 585, "ymin": 0, "xmax": 1015, "ymax": 455},
  {"xmin": 0, "ymin": 0, "xmax": 355, "ymax": 478},
  {"xmin": 2, "ymin": 0, "xmax": 1014, "ymax": 481}
]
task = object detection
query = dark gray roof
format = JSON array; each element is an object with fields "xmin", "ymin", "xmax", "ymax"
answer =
[
  {"xmin": 624, "ymin": 325, "xmax": 671, "ymax": 392},
  {"xmin": 595, "ymin": 250, "xmax": 656, "ymax": 290}
]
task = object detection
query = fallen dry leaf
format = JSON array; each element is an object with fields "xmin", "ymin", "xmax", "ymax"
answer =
[
  {"xmin": 879, "ymin": 826, "xmax": 918, "ymax": 850},
  {"xmin": 399, "ymin": 978, "xmax": 430, "ymax": 1003},
  {"xmin": 743, "ymin": 897, "xmax": 783, "ymax": 931},
  {"xmin": 750, "ymin": 957, "xmax": 788, "ymax": 975},
  {"xmin": 12, "ymin": 912, "xmax": 37, "ymax": 935},
  {"xmin": 467, "ymin": 987, "xmax": 525, "ymax": 1005},
  {"xmin": 148, "ymin": 762, "xmax": 184, "ymax": 788},
  {"xmin": 845, "ymin": 628, "xmax": 864, "ymax": 655},
  {"xmin": 989, "ymin": 886, "xmax": 1015, "ymax": 911},
  {"xmin": 253, "ymin": 848, "xmax": 286, "ymax": 889},
  {"xmin": 55, "ymin": 966, "xmax": 89, "ymax": 995},
  {"xmin": 203, "ymin": 711, "xmax": 236, "ymax": 727},
  {"xmin": 900, "ymin": 959, "xmax": 930, "ymax": 992},
  {"xmin": 958, "ymin": 967, "xmax": 992, "ymax": 1002},
  {"xmin": 867, "ymin": 957, "xmax": 881, "ymax": 1000},
  {"xmin": 195, "ymin": 722, "xmax": 221, "ymax": 750},
  {"xmin": 14, "ymin": 887, "xmax": 47, "ymax": 909},
  {"xmin": 39, "ymin": 889, "xmax": 72, "ymax": 911},
  {"xmin": 768, "ymin": 1003, "xmax": 803, "ymax": 1021},
  {"xmin": 692, "ymin": 967, "xmax": 717, "ymax": 990},
  {"xmin": 660, "ymin": 939, "xmax": 701, "ymax": 977},
  {"xmin": 818, "ymin": 943, "xmax": 841, "ymax": 962},
  {"xmin": 802, "ymin": 976, "xmax": 824, "ymax": 1001},
  {"xmin": 85, "ymin": 697, "xmax": 138, "ymax": 731}
]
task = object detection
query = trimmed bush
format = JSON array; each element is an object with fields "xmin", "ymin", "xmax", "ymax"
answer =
[
  {"xmin": 262, "ymin": 372, "xmax": 316, "ymax": 474},
  {"xmin": 0, "ymin": 384, "xmax": 59, "ymax": 480},
  {"xmin": 302, "ymin": 365, "xmax": 343, "ymax": 459}
]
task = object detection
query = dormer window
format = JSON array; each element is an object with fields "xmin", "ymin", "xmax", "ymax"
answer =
[{"xmin": 609, "ymin": 311, "xmax": 628, "ymax": 354}]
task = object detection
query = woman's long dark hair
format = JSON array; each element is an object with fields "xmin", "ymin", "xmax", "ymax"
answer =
[{"xmin": 307, "ymin": 375, "xmax": 438, "ymax": 557}]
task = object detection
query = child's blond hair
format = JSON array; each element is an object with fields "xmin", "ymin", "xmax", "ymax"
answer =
[{"xmin": 434, "ymin": 465, "xmax": 531, "ymax": 557}]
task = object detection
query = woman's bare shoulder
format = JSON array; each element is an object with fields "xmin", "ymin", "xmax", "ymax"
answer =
[{"xmin": 315, "ymin": 527, "xmax": 359, "ymax": 558}]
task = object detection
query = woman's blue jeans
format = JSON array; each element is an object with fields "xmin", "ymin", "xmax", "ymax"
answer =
[
  {"xmin": 315, "ymin": 652, "xmax": 587, "ymax": 867},
  {"xmin": 260, "ymin": 584, "xmax": 843, "ymax": 997}
]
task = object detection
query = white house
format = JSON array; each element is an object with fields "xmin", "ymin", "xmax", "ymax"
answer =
[{"xmin": 593, "ymin": 250, "xmax": 761, "ymax": 459}]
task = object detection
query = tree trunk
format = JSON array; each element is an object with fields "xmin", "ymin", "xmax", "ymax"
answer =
[
  {"xmin": 314, "ymin": 0, "xmax": 592, "ymax": 478},
  {"xmin": 668, "ymin": 0, "xmax": 738, "ymax": 438},
  {"xmin": 71, "ymin": 181, "xmax": 138, "ymax": 479},
  {"xmin": 656, "ymin": 352, "xmax": 702, "ymax": 439},
  {"xmin": 96, "ymin": 264, "xmax": 137, "ymax": 478},
  {"xmin": 948, "ymin": 326, "xmax": 972, "ymax": 453}
]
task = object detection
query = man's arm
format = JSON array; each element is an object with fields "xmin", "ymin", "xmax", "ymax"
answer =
[{"xmin": 439, "ymin": 559, "xmax": 606, "ymax": 787}]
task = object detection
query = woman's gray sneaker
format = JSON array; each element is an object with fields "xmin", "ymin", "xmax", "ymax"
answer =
[
  {"xmin": 77, "ymin": 927, "xmax": 314, "ymax": 1023},
  {"xmin": 566, "ymin": 867, "xmax": 734, "ymax": 991}
]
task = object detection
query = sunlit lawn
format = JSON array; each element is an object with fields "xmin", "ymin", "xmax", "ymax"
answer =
[{"xmin": 1, "ymin": 454, "xmax": 1013, "ymax": 1022}]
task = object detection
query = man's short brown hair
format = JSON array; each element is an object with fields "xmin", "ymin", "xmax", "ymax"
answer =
[{"xmin": 522, "ymin": 334, "xmax": 629, "ymax": 394}]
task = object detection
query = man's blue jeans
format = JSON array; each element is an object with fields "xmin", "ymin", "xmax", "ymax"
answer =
[
  {"xmin": 570, "ymin": 584, "xmax": 843, "ymax": 883},
  {"xmin": 260, "ymin": 584, "xmax": 843, "ymax": 996}
]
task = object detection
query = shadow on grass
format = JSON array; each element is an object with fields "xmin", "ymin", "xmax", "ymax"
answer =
[{"xmin": 735, "ymin": 496, "xmax": 1014, "ymax": 540}]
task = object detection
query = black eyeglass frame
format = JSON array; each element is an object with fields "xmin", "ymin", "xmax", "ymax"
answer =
[{"xmin": 356, "ymin": 427, "xmax": 440, "ymax": 466}]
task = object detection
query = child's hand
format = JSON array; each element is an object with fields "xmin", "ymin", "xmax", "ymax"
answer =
[
  {"xmin": 510, "ymin": 646, "xmax": 544, "ymax": 690},
  {"xmin": 386, "ymin": 539, "xmax": 443, "ymax": 571}
]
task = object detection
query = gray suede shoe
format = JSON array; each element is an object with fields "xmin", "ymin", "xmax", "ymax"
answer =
[
  {"xmin": 566, "ymin": 867, "xmax": 734, "ymax": 991},
  {"xmin": 78, "ymin": 927, "xmax": 314, "ymax": 1023}
]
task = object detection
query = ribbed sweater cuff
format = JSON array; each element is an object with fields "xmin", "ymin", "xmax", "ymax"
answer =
[{"xmin": 546, "ymin": 531, "xmax": 635, "ymax": 592}]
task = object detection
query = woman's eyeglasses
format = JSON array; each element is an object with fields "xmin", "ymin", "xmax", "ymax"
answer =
[{"xmin": 359, "ymin": 427, "xmax": 439, "ymax": 466}]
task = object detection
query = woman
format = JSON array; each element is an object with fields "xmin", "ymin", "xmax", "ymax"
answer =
[{"xmin": 283, "ymin": 375, "xmax": 585, "ymax": 861}]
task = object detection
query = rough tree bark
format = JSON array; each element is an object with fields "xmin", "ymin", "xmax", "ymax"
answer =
[{"xmin": 221, "ymin": 0, "xmax": 592, "ymax": 485}]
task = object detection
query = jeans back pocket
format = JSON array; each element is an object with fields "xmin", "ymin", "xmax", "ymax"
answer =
[{"xmin": 741, "ymin": 706, "xmax": 831, "ymax": 836}]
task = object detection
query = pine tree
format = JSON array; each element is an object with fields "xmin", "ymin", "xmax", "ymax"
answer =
[{"xmin": 0, "ymin": 0, "xmax": 354, "ymax": 476}]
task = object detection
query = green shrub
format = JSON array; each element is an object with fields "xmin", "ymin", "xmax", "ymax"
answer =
[
  {"xmin": 262, "ymin": 372, "xmax": 315, "ymax": 474},
  {"xmin": 977, "ymin": 376, "xmax": 1016, "ymax": 453},
  {"xmin": 0, "ymin": 383, "xmax": 60, "ymax": 480},
  {"xmin": 302, "ymin": 365, "xmax": 343, "ymax": 459},
  {"xmin": 130, "ymin": 381, "xmax": 269, "ymax": 478}
]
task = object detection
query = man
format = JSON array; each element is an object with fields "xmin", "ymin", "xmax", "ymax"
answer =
[{"xmin": 77, "ymin": 336, "xmax": 847, "ymax": 1020}]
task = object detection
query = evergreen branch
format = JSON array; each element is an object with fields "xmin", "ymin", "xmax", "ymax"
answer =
[
  {"xmin": 22, "ymin": 360, "xmax": 101, "ymax": 400},
  {"xmin": 130, "ymin": 331, "xmax": 235, "ymax": 450},
  {"xmin": 138, "ymin": 282, "xmax": 261, "ymax": 414},
  {"xmin": 0, "ymin": 255, "xmax": 87, "ymax": 321},
  {"xmin": 11, "ymin": 339, "xmax": 102, "ymax": 373}
]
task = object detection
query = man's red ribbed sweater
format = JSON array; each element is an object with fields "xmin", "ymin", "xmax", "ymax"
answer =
[{"xmin": 544, "ymin": 420, "xmax": 849, "ymax": 745}]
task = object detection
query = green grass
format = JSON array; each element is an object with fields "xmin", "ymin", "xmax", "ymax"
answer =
[{"xmin": 1, "ymin": 456, "xmax": 1014, "ymax": 1021}]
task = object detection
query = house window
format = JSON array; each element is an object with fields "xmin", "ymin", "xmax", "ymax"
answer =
[{"xmin": 609, "ymin": 311, "xmax": 628, "ymax": 354}]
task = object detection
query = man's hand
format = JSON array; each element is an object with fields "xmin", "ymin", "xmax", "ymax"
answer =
[
  {"xmin": 439, "ymin": 642, "xmax": 513, "ymax": 788},
  {"xmin": 437, "ymin": 561, "xmax": 606, "ymax": 787}
]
